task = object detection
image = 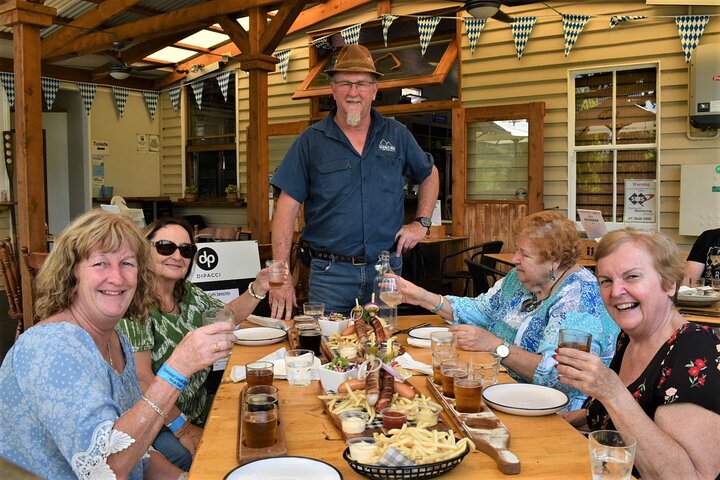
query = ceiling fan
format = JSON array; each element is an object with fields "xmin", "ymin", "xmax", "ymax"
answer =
[
  {"xmin": 459, "ymin": 0, "xmax": 548, "ymax": 23},
  {"xmin": 100, "ymin": 41, "xmax": 171, "ymax": 80}
]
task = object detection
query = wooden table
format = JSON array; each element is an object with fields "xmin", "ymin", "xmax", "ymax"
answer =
[
  {"xmin": 486, "ymin": 253, "xmax": 597, "ymax": 270},
  {"xmin": 678, "ymin": 300, "xmax": 720, "ymax": 328},
  {"xmin": 189, "ymin": 315, "xmax": 592, "ymax": 479}
]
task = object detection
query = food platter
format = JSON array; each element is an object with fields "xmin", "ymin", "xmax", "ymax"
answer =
[
  {"xmin": 224, "ymin": 457, "xmax": 342, "ymax": 480},
  {"xmin": 482, "ymin": 383, "xmax": 568, "ymax": 416},
  {"xmin": 233, "ymin": 327, "xmax": 287, "ymax": 346}
]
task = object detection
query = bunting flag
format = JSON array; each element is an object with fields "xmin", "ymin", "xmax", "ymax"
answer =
[
  {"xmin": 562, "ymin": 15, "xmax": 590, "ymax": 57},
  {"xmin": 190, "ymin": 80, "xmax": 204, "ymax": 110},
  {"xmin": 41, "ymin": 77, "xmax": 60, "ymax": 110},
  {"xmin": 216, "ymin": 70, "xmax": 232, "ymax": 101},
  {"xmin": 382, "ymin": 15, "xmax": 399, "ymax": 47},
  {"xmin": 311, "ymin": 36, "xmax": 333, "ymax": 51},
  {"xmin": 511, "ymin": 16, "xmax": 537, "ymax": 59},
  {"xmin": 143, "ymin": 90, "xmax": 159, "ymax": 119},
  {"xmin": 112, "ymin": 86, "xmax": 129, "ymax": 117},
  {"xmin": 0, "ymin": 72, "xmax": 14, "ymax": 108},
  {"xmin": 609, "ymin": 15, "xmax": 647, "ymax": 28},
  {"xmin": 340, "ymin": 24, "xmax": 362, "ymax": 45},
  {"xmin": 168, "ymin": 86, "xmax": 181, "ymax": 112},
  {"xmin": 274, "ymin": 49, "xmax": 292, "ymax": 82},
  {"xmin": 417, "ymin": 16, "xmax": 441, "ymax": 57},
  {"xmin": 78, "ymin": 82, "xmax": 96, "ymax": 115},
  {"xmin": 675, "ymin": 15, "xmax": 710, "ymax": 63},
  {"xmin": 463, "ymin": 17, "xmax": 486, "ymax": 55}
]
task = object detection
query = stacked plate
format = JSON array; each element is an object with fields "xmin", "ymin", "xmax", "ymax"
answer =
[
  {"xmin": 225, "ymin": 457, "xmax": 342, "ymax": 479},
  {"xmin": 233, "ymin": 327, "xmax": 287, "ymax": 346},
  {"xmin": 407, "ymin": 326, "xmax": 449, "ymax": 348},
  {"xmin": 482, "ymin": 384, "xmax": 569, "ymax": 416}
]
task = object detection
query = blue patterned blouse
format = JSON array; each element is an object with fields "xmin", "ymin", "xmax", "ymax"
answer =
[
  {"xmin": 447, "ymin": 268, "xmax": 620, "ymax": 410},
  {"xmin": 0, "ymin": 323, "xmax": 149, "ymax": 479}
]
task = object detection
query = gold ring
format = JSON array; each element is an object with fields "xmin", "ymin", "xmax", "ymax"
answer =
[{"xmin": 213, "ymin": 342, "xmax": 220, "ymax": 353}]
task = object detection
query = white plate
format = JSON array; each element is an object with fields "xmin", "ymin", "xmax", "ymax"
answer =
[
  {"xmin": 408, "ymin": 326, "xmax": 449, "ymax": 340},
  {"xmin": 483, "ymin": 383, "xmax": 569, "ymax": 416},
  {"xmin": 233, "ymin": 327, "xmax": 287, "ymax": 346},
  {"xmin": 224, "ymin": 456, "xmax": 342, "ymax": 480},
  {"xmin": 676, "ymin": 294, "xmax": 720, "ymax": 307}
]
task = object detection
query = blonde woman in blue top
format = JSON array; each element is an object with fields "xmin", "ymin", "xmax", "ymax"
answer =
[{"xmin": 391, "ymin": 211, "xmax": 619, "ymax": 410}]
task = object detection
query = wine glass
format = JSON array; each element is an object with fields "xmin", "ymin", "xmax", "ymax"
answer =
[
  {"xmin": 379, "ymin": 278, "xmax": 402, "ymax": 332},
  {"xmin": 303, "ymin": 301, "xmax": 325, "ymax": 322}
]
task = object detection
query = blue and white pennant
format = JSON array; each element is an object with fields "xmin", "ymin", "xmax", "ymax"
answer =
[
  {"xmin": 382, "ymin": 15, "xmax": 399, "ymax": 47},
  {"xmin": 609, "ymin": 15, "xmax": 647, "ymax": 28},
  {"xmin": 216, "ymin": 70, "xmax": 232, "ymax": 102},
  {"xmin": 311, "ymin": 36, "xmax": 333, "ymax": 51},
  {"xmin": 0, "ymin": 72, "xmax": 14, "ymax": 108},
  {"xmin": 168, "ymin": 87, "xmax": 181, "ymax": 112},
  {"xmin": 143, "ymin": 90, "xmax": 159, "ymax": 119},
  {"xmin": 191, "ymin": 80, "xmax": 204, "ymax": 110},
  {"xmin": 675, "ymin": 15, "xmax": 711, "ymax": 63},
  {"xmin": 274, "ymin": 49, "xmax": 292, "ymax": 82},
  {"xmin": 562, "ymin": 15, "xmax": 590, "ymax": 57},
  {"xmin": 112, "ymin": 86, "xmax": 129, "ymax": 117},
  {"xmin": 78, "ymin": 82, "xmax": 96, "ymax": 115},
  {"xmin": 463, "ymin": 17, "xmax": 486, "ymax": 55},
  {"xmin": 417, "ymin": 16, "xmax": 441, "ymax": 57},
  {"xmin": 511, "ymin": 16, "xmax": 537, "ymax": 59},
  {"xmin": 341, "ymin": 24, "xmax": 362, "ymax": 45},
  {"xmin": 41, "ymin": 77, "xmax": 60, "ymax": 110}
]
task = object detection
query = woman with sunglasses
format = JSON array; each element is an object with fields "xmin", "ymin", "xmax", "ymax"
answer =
[
  {"xmin": 118, "ymin": 218, "xmax": 282, "ymax": 470},
  {"xmin": 389, "ymin": 211, "xmax": 619, "ymax": 410}
]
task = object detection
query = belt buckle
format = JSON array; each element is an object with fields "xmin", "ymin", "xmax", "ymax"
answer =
[{"xmin": 352, "ymin": 257, "xmax": 367, "ymax": 266}]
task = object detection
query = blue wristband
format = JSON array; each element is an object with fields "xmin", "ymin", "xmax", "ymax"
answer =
[
  {"xmin": 166, "ymin": 413, "xmax": 187, "ymax": 433},
  {"xmin": 157, "ymin": 364, "xmax": 189, "ymax": 391}
]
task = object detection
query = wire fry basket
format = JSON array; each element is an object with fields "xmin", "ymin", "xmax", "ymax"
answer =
[{"xmin": 342, "ymin": 444, "xmax": 470, "ymax": 480}]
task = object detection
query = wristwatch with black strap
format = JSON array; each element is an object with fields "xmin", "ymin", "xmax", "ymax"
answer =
[{"xmin": 414, "ymin": 216, "xmax": 432, "ymax": 235}]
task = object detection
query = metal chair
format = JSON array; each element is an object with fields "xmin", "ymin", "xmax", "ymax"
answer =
[
  {"xmin": 440, "ymin": 241, "xmax": 503, "ymax": 295},
  {"xmin": 464, "ymin": 258, "xmax": 507, "ymax": 296}
]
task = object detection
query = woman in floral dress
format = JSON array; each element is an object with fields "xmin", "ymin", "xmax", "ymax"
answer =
[{"xmin": 558, "ymin": 229, "xmax": 720, "ymax": 480}]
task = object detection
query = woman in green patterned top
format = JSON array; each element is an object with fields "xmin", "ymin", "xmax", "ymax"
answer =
[{"xmin": 118, "ymin": 218, "xmax": 285, "ymax": 471}]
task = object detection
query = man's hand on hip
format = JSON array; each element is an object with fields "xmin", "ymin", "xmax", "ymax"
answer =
[
  {"xmin": 394, "ymin": 222, "xmax": 427, "ymax": 255},
  {"xmin": 269, "ymin": 283, "xmax": 296, "ymax": 320}
]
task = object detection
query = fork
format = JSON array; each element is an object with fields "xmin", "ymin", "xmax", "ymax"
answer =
[{"xmin": 395, "ymin": 322, "xmax": 431, "ymax": 334}]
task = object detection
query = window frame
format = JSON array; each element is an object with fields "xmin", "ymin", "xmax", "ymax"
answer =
[{"xmin": 567, "ymin": 62, "xmax": 661, "ymax": 232}]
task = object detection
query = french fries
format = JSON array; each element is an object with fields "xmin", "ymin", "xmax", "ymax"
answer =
[
  {"xmin": 365, "ymin": 426, "xmax": 475, "ymax": 465},
  {"xmin": 319, "ymin": 390, "xmax": 442, "ymax": 426},
  {"xmin": 326, "ymin": 333, "xmax": 362, "ymax": 351}
]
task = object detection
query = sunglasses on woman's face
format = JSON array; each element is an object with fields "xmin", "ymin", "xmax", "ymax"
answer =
[{"xmin": 150, "ymin": 240, "xmax": 198, "ymax": 259}]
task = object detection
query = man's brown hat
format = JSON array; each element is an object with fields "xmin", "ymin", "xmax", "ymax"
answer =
[{"xmin": 325, "ymin": 44, "xmax": 383, "ymax": 77}]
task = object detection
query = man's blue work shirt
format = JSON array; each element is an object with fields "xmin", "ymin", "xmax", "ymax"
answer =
[{"xmin": 271, "ymin": 108, "xmax": 434, "ymax": 262}]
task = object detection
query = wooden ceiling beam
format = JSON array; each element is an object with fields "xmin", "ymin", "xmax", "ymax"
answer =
[
  {"xmin": 287, "ymin": 0, "xmax": 372, "ymax": 35},
  {"xmin": 216, "ymin": 15, "xmax": 250, "ymax": 54},
  {"xmin": 121, "ymin": 30, "xmax": 199, "ymax": 64},
  {"xmin": 47, "ymin": 0, "xmax": 283, "ymax": 60},
  {"xmin": 259, "ymin": 0, "xmax": 312, "ymax": 54},
  {"xmin": 82, "ymin": 0, "xmax": 166, "ymax": 18},
  {"xmin": 42, "ymin": 0, "xmax": 142, "ymax": 58}
]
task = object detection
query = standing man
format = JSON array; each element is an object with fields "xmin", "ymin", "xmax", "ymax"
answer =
[{"xmin": 270, "ymin": 44, "xmax": 439, "ymax": 319}]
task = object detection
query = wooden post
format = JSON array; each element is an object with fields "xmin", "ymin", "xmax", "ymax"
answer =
[{"xmin": 0, "ymin": 0, "xmax": 56, "ymax": 330}]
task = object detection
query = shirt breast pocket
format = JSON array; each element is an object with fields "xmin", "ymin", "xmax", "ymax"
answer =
[
  {"xmin": 316, "ymin": 158, "xmax": 352, "ymax": 196},
  {"xmin": 377, "ymin": 154, "xmax": 403, "ymax": 193}
]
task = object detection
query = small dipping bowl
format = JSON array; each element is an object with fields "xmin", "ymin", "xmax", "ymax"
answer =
[
  {"xmin": 340, "ymin": 411, "xmax": 369, "ymax": 438},
  {"xmin": 414, "ymin": 404, "xmax": 441, "ymax": 428},
  {"xmin": 380, "ymin": 408, "xmax": 407, "ymax": 432},
  {"xmin": 346, "ymin": 436, "xmax": 378, "ymax": 464}
]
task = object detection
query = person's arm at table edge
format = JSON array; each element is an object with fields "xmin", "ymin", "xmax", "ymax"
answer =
[
  {"xmin": 682, "ymin": 260, "xmax": 704, "ymax": 286},
  {"xmin": 269, "ymin": 191, "xmax": 301, "ymax": 320}
]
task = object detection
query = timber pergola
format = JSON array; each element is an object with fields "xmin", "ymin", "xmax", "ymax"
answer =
[{"xmin": 0, "ymin": 0, "xmax": 380, "ymax": 329}]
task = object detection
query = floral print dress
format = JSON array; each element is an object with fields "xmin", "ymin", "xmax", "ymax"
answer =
[{"xmin": 586, "ymin": 323, "xmax": 720, "ymax": 430}]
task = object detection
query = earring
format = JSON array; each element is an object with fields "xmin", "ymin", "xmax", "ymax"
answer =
[{"xmin": 550, "ymin": 270, "xmax": 556, "ymax": 282}]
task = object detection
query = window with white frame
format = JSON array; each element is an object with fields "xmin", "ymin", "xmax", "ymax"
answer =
[{"xmin": 569, "ymin": 65, "xmax": 659, "ymax": 227}]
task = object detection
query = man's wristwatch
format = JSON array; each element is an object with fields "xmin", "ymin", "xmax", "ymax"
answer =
[
  {"xmin": 495, "ymin": 341, "xmax": 510, "ymax": 361},
  {"xmin": 414, "ymin": 216, "xmax": 432, "ymax": 234}
]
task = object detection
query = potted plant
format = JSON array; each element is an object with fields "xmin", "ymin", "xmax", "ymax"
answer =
[
  {"xmin": 184, "ymin": 185, "xmax": 198, "ymax": 202},
  {"xmin": 224, "ymin": 184, "xmax": 239, "ymax": 202}
]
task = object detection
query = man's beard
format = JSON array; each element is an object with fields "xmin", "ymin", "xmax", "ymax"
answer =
[{"xmin": 346, "ymin": 111, "xmax": 361, "ymax": 127}]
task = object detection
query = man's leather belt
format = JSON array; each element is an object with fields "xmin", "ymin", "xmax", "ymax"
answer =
[{"xmin": 309, "ymin": 248, "xmax": 367, "ymax": 266}]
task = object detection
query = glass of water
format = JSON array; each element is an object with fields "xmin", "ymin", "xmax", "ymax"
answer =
[
  {"xmin": 303, "ymin": 302, "xmax": 325, "ymax": 322},
  {"xmin": 285, "ymin": 349, "xmax": 314, "ymax": 386},
  {"xmin": 588, "ymin": 430, "xmax": 637, "ymax": 480},
  {"xmin": 202, "ymin": 308, "xmax": 235, "ymax": 326}
]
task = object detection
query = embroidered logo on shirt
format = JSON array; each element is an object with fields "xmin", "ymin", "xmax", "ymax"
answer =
[{"xmin": 379, "ymin": 139, "xmax": 396, "ymax": 152}]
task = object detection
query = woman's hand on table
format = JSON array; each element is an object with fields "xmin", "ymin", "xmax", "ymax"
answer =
[
  {"xmin": 175, "ymin": 422, "xmax": 203, "ymax": 456},
  {"xmin": 449, "ymin": 324, "xmax": 499, "ymax": 351},
  {"xmin": 555, "ymin": 347, "xmax": 624, "ymax": 403},
  {"xmin": 167, "ymin": 322, "xmax": 237, "ymax": 377}
]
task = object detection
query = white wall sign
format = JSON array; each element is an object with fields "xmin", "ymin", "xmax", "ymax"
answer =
[
  {"xmin": 624, "ymin": 179, "xmax": 656, "ymax": 223},
  {"xmin": 189, "ymin": 240, "xmax": 261, "ymax": 285}
]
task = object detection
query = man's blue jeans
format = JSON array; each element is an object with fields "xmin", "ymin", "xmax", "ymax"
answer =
[
  {"xmin": 153, "ymin": 428, "xmax": 192, "ymax": 471},
  {"xmin": 308, "ymin": 253, "xmax": 402, "ymax": 316}
]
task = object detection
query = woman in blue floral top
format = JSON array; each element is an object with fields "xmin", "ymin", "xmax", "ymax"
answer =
[
  {"xmin": 557, "ymin": 229, "xmax": 720, "ymax": 479},
  {"xmin": 391, "ymin": 211, "xmax": 619, "ymax": 411}
]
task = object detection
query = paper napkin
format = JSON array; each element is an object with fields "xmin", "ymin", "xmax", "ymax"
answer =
[
  {"xmin": 230, "ymin": 347, "xmax": 321, "ymax": 382},
  {"xmin": 246, "ymin": 314, "xmax": 287, "ymax": 330},
  {"xmin": 394, "ymin": 352, "xmax": 432, "ymax": 375}
]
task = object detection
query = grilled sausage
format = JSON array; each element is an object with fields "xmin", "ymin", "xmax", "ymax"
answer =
[
  {"xmin": 393, "ymin": 381, "xmax": 417, "ymax": 400},
  {"xmin": 365, "ymin": 362, "xmax": 381, "ymax": 406},
  {"xmin": 375, "ymin": 369, "xmax": 395, "ymax": 411},
  {"xmin": 371, "ymin": 316, "xmax": 386, "ymax": 343},
  {"xmin": 338, "ymin": 378, "xmax": 365, "ymax": 393}
]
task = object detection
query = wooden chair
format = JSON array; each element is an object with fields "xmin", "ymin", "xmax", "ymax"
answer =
[
  {"xmin": 440, "ymin": 241, "xmax": 504, "ymax": 295},
  {"xmin": 193, "ymin": 225, "xmax": 247, "ymax": 242},
  {"xmin": 465, "ymin": 258, "xmax": 507, "ymax": 296},
  {"xmin": 20, "ymin": 247, "xmax": 49, "ymax": 282},
  {"xmin": 0, "ymin": 238, "xmax": 24, "ymax": 339}
]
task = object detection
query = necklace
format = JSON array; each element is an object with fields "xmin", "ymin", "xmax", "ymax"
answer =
[
  {"xmin": 522, "ymin": 266, "xmax": 572, "ymax": 313},
  {"xmin": 106, "ymin": 339, "xmax": 114, "ymax": 369},
  {"xmin": 163, "ymin": 298, "xmax": 177, "ymax": 314}
]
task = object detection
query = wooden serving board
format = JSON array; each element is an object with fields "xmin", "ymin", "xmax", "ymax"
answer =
[
  {"xmin": 426, "ymin": 378, "xmax": 521, "ymax": 475},
  {"xmin": 237, "ymin": 386, "xmax": 288, "ymax": 465}
]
